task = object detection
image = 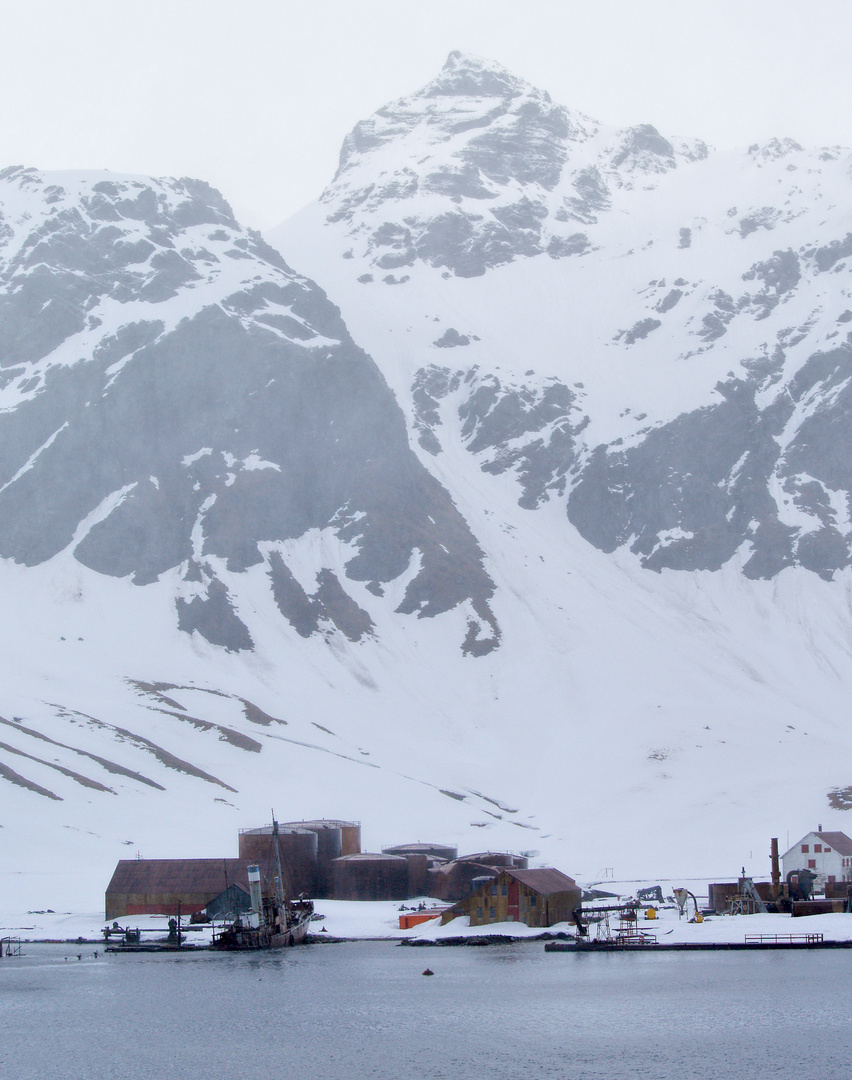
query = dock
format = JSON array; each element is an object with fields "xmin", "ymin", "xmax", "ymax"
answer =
[{"xmin": 545, "ymin": 933, "xmax": 852, "ymax": 952}]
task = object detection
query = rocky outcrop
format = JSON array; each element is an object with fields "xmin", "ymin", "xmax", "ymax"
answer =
[{"xmin": 0, "ymin": 167, "xmax": 498, "ymax": 653}]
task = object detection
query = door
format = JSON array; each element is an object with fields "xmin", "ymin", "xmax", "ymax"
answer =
[{"xmin": 508, "ymin": 880, "xmax": 520, "ymax": 923}]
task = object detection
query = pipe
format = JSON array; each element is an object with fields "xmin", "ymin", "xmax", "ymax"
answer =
[{"xmin": 770, "ymin": 838, "xmax": 781, "ymax": 900}]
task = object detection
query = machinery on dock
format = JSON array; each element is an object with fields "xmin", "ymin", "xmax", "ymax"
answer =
[
  {"xmin": 673, "ymin": 888, "xmax": 704, "ymax": 922},
  {"xmin": 571, "ymin": 902, "xmax": 657, "ymax": 946}
]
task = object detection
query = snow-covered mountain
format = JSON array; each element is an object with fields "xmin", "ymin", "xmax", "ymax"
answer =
[
  {"xmin": 2, "ymin": 54, "xmax": 852, "ymax": 912},
  {"xmin": 275, "ymin": 51, "xmax": 852, "ymax": 582}
]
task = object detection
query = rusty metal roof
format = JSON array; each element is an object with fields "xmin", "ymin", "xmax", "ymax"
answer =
[
  {"xmin": 504, "ymin": 868, "xmax": 579, "ymax": 895},
  {"xmin": 333, "ymin": 852, "xmax": 407, "ymax": 863},
  {"xmin": 816, "ymin": 831, "xmax": 852, "ymax": 855},
  {"xmin": 105, "ymin": 859, "xmax": 254, "ymax": 896}
]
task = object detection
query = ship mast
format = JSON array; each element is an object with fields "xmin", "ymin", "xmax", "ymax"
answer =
[{"xmin": 271, "ymin": 812, "xmax": 286, "ymax": 912}]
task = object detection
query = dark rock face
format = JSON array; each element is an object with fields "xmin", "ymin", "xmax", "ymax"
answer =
[
  {"xmin": 0, "ymin": 167, "xmax": 498, "ymax": 653},
  {"xmin": 319, "ymin": 53, "xmax": 707, "ymax": 281},
  {"xmin": 271, "ymin": 55, "xmax": 852, "ymax": 593},
  {"xmin": 411, "ymin": 344, "xmax": 852, "ymax": 583},
  {"xmin": 610, "ymin": 124, "xmax": 677, "ymax": 172},
  {"xmin": 412, "ymin": 365, "xmax": 580, "ymax": 509},
  {"xmin": 566, "ymin": 348, "xmax": 852, "ymax": 579}
]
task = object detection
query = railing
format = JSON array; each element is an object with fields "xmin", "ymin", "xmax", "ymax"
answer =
[
  {"xmin": 614, "ymin": 931, "xmax": 658, "ymax": 946},
  {"xmin": 744, "ymin": 933, "xmax": 823, "ymax": 945}
]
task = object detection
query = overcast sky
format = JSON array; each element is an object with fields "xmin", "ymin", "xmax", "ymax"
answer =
[{"xmin": 2, "ymin": 0, "xmax": 850, "ymax": 228}]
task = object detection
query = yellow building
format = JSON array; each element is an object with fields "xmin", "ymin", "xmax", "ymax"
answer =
[{"xmin": 442, "ymin": 868, "xmax": 581, "ymax": 928}]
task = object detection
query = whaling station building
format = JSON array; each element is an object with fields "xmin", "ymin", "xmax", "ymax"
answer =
[
  {"xmin": 781, "ymin": 828, "xmax": 852, "ymax": 886},
  {"xmin": 105, "ymin": 819, "xmax": 576, "ymax": 929},
  {"xmin": 440, "ymin": 868, "xmax": 581, "ymax": 927}
]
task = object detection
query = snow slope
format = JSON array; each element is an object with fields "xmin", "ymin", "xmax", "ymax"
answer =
[{"xmin": 2, "ymin": 56, "xmax": 852, "ymax": 915}]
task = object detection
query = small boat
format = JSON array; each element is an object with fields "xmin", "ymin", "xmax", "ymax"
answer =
[{"xmin": 210, "ymin": 819, "xmax": 314, "ymax": 951}]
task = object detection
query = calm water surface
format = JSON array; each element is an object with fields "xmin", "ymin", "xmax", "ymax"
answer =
[{"xmin": 0, "ymin": 939, "xmax": 849, "ymax": 1079}]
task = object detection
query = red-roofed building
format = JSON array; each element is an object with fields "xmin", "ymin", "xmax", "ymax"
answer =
[
  {"xmin": 441, "ymin": 868, "xmax": 581, "ymax": 927},
  {"xmin": 781, "ymin": 829, "xmax": 852, "ymax": 886}
]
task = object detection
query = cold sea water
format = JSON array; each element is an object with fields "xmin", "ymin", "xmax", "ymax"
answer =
[{"xmin": 0, "ymin": 939, "xmax": 848, "ymax": 1080}]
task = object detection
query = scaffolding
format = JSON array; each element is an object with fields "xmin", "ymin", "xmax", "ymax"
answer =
[
  {"xmin": 728, "ymin": 874, "xmax": 768, "ymax": 916},
  {"xmin": 2, "ymin": 937, "xmax": 23, "ymax": 957},
  {"xmin": 576, "ymin": 903, "xmax": 657, "ymax": 946}
]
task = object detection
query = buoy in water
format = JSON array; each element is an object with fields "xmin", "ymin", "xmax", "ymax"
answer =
[{"xmin": 422, "ymin": 968, "xmax": 434, "ymax": 976}]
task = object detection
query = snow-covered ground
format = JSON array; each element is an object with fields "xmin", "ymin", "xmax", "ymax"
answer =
[
  {"xmin": 3, "ymin": 58, "xmax": 852, "ymax": 927},
  {"xmin": 3, "ymin": 895, "xmax": 851, "ymax": 946}
]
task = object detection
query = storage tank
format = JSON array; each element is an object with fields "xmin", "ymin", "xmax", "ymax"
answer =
[
  {"xmin": 382, "ymin": 842, "xmax": 458, "ymax": 863},
  {"xmin": 332, "ymin": 853, "xmax": 410, "ymax": 901},
  {"xmin": 238, "ymin": 826, "xmax": 318, "ymax": 897},
  {"xmin": 281, "ymin": 820, "xmax": 350, "ymax": 898},
  {"xmin": 402, "ymin": 853, "xmax": 429, "ymax": 898},
  {"xmin": 428, "ymin": 860, "xmax": 499, "ymax": 902},
  {"xmin": 459, "ymin": 852, "xmax": 529, "ymax": 870},
  {"xmin": 339, "ymin": 821, "xmax": 362, "ymax": 856}
]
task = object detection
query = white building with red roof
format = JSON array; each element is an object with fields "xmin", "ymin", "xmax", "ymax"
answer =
[{"xmin": 781, "ymin": 828, "xmax": 852, "ymax": 886}]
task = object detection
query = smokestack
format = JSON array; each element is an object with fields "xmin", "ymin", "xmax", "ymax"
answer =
[
  {"xmin": 770, "ymin": 838, "xmax": 781, "ymax": 899},
  {"xmin": 248, "ymin": 864, "xmax": 263, "ymax": 921}
]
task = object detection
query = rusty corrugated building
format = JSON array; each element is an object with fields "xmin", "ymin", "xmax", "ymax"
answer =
[
  {"xmin": 442, "ymin": 868, "xmax": 581, "ymax": 927},
  {"xmin": 105, "ymin": 859, "xmax": 254, "ymax": 921}
]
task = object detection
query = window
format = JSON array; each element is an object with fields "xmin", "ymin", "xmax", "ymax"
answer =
[
  {"xmin": 814, "ymin": 844, "xmax": 822, "ymax": 853},
  {"xmin": 801, "ymin": 844, "xmax": 809, "ymax": 853},
  {"xmin": 501, "ymin": 883, "xmax": 508, "ymax": 896},
  {"xmin": 476, "ymin": 907, "xmax": 483, "ymax": 919},
  {"xmin": 490, "ymin": 884, "xmax": 497, "ymax": 896},
  {"xmin": 530, "ymin": 895, "xmax": 537, "ymax": 906},
  {"xmin": 808, "ymin": 859, "xmax": 816, "ymax": 869},
  {"xmin": 489, "ymin": 907, "xmax": 496, "ymax": 920},
  {"xmin": 824, "ymin": 847, "xmax": 831, "ymax": 853}
]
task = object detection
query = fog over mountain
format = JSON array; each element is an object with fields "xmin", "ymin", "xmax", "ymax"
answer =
[{"xmin": 2, "ymin": 54, "xmax": 852, "ymax": 909}]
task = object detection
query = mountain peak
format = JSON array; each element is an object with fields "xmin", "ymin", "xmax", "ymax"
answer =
[{"xmin": 428, "ymin": 50, "xmax": 531, "ymax": 99}]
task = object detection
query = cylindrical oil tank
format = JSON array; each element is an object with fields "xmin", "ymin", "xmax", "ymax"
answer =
[
  {"xmin": 339, "ymin": 822, "xmax": 361, "ymax": 856},
  {"xmin": 281, "ymin": 820, "xmax": 344, "ymax": 898},
  {"xmin": 238, "ymin": 826, "xmax": 318, "ymax": 898},
  {"xmin": 313, "ymin": 826, "xmax": 342, "ymax": 898},
  {"xmin": 708, "ymin": 882, "xmax": 737, "ymax": 914},
  {"xmin": 460, "ymin": 852, "xmax": 515, "ymax": 868},
  {"xmin": 382, "ymin": 843, "xmax": 458, "ymax": 862},
  {"xmin": 332, "ymin": 853, "xmax": 409, "ymax": 901},
  {"xmin": 428, "ymin": 860, "xmax": 499, "ymax": 902},
  {"xmin": 403, "ymin": 853, "xmax": 429, "ymax": 898}
]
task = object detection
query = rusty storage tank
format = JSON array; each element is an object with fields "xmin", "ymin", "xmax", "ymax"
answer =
[
  {"xmin": 460, "ymin": 852, "xmax": 528, "ymax": 869},
  {"xmin": 339, "ymin": 821, "xmax": 362, "ymax": 856},
  {"xmin": 332, "ymin": 853, "xmax": 410, "ymax": 901},
  {"xmin": 708, "ymin": 883, "xmax": 737, "ymax": 914},
  {"xmin": 281, "ymin": 820, "xmax": 350, "ymax": 898},
  {"xmin": 402, "ymin": 853, "xmax": 430, "ymax": 898},
  {"xmin": 382, "ymin": 842, "xmax": 458, "ymax": 863},
  {"xmin": 427, "ymin": 859, "xmax": 500, "ymax": 902},
  {"xmin": 238, "ymin": 826, "xmax": 318, "ymax": 897}
]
